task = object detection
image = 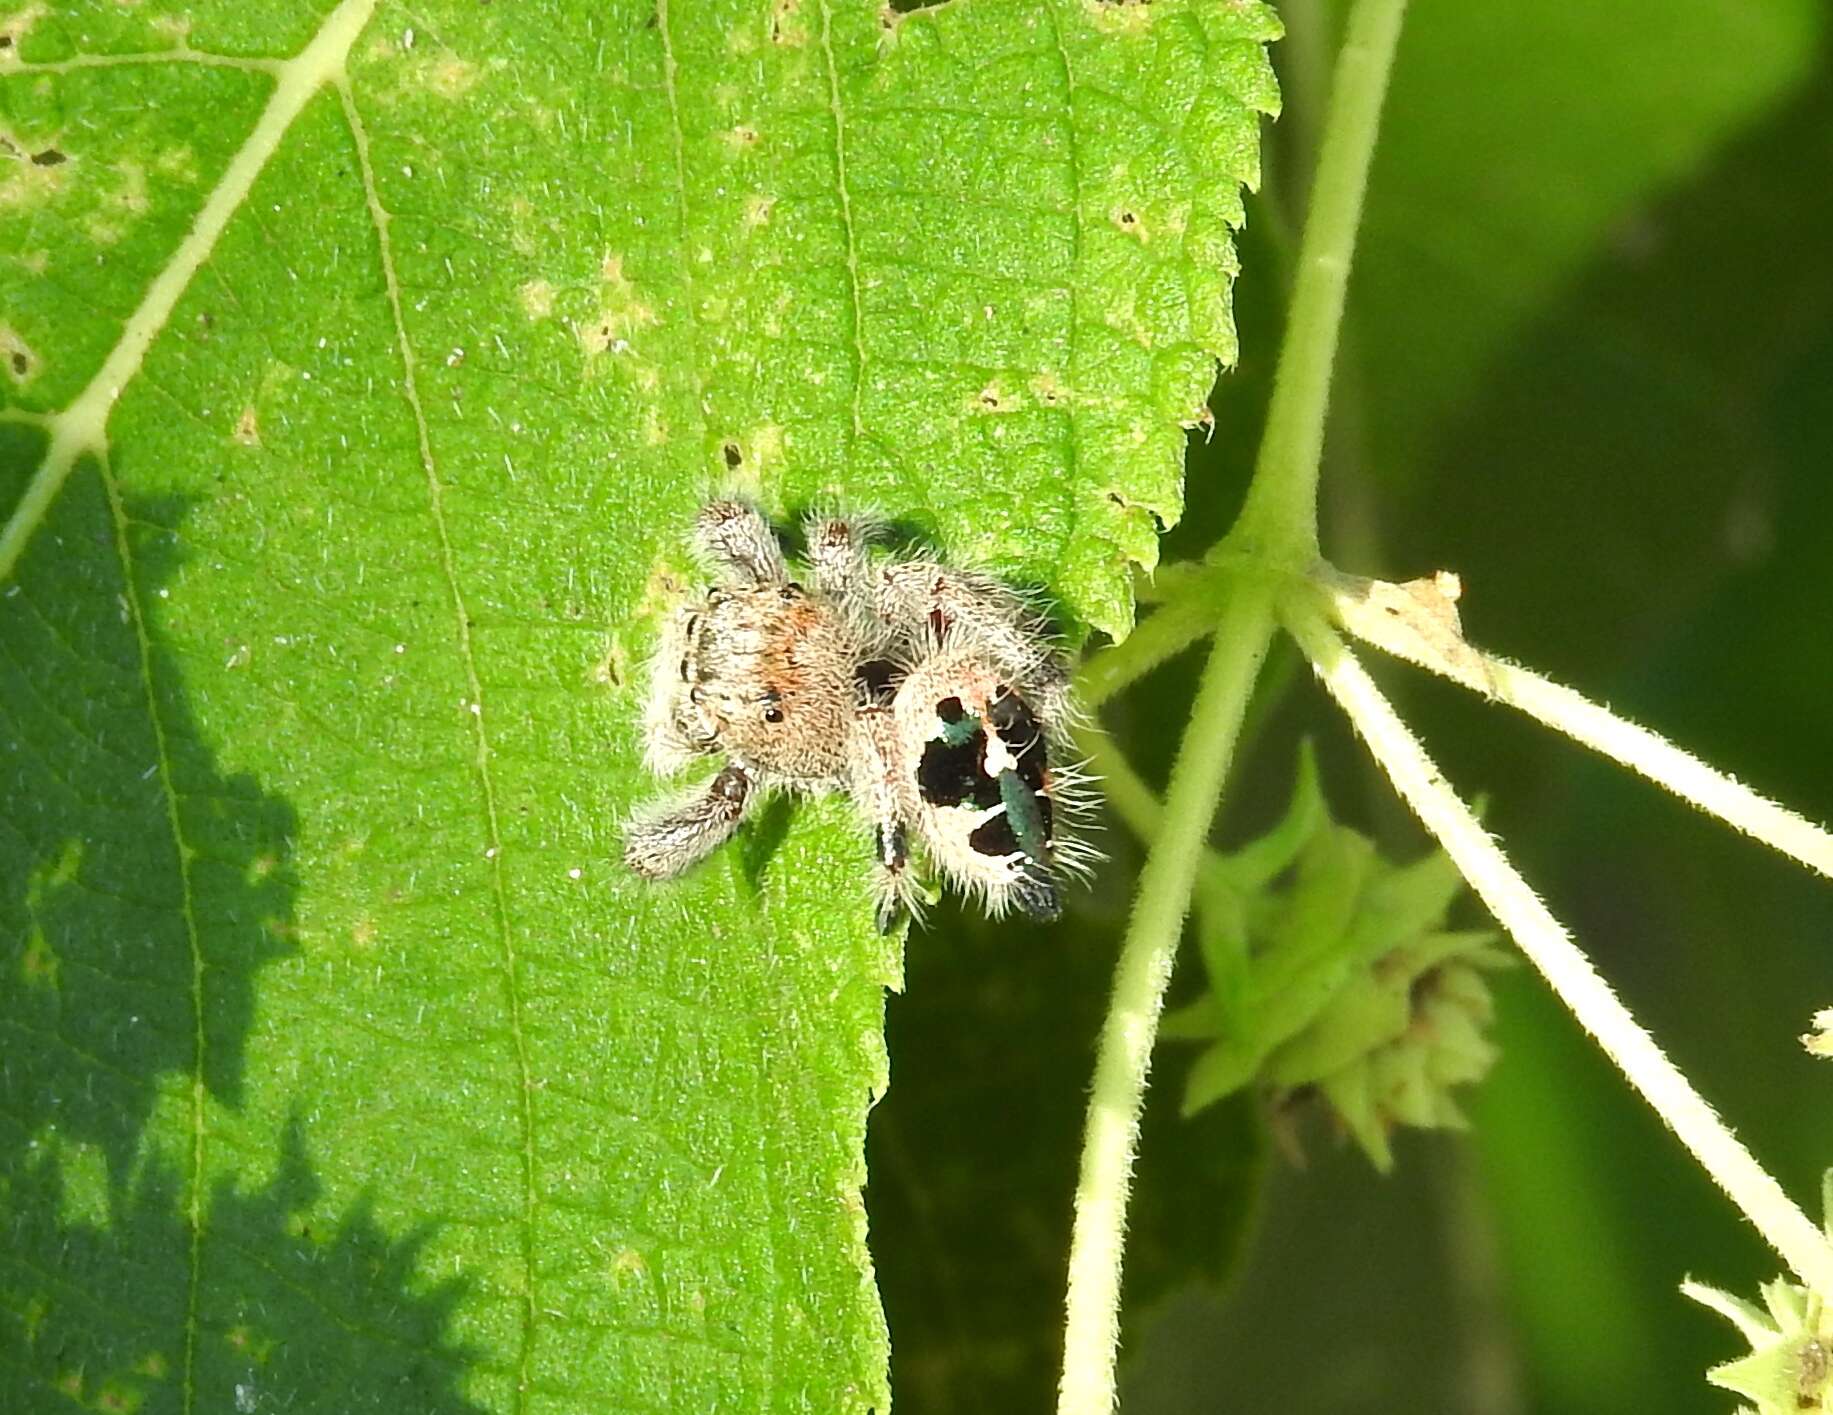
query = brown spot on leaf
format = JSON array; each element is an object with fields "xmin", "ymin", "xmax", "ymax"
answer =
[
  {"xmin": 0, "ymin": 323, "xmax": 37, "ymax": 385},
  {"xmin": 742, "ymin": 193, "xmax": 775, "ymax": 229},
  {"xmin": 769, "ymin": 0, "xmax": 808, "ymax": 44}
]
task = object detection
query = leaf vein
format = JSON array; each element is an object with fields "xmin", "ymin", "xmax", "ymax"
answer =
[
  {"xmin": 0, "ymin": 0, "xmax": 382, "ymax": 586},
  {"xmin": 4, "ymin": 48, "xmax": 283, "ymax": 76},
  {"xmin": 818, "ymin": 0, "xmax": 869, "ymax": 448},
  {"xmin": 93, "ymin": 450, "xmax": 212, "ymax": 1415},
  {"xmin": 337, "ymin": 77, "xmax": 540, "ymax": 1413},
  {"xmin": 656, "ymin": 0, "xmax": 716, "ymax": 469},
  {"xmin": 1042, "ymin": 1, "xmax": 1090, "ymax": 572}
]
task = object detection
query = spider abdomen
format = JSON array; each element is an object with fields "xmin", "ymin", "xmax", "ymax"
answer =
[{"xmin": 893, "ymin": 648, "xmax": 1072, "ymax": 922}]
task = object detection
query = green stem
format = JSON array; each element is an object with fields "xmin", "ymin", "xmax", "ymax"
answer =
[
  {"xmin": 1059, "ymin": 586, "xmax": 1275, "ymax": 1415},
  {"xmin": 1058, "ymin": 3, "xmax": 1412, "ymax": 1408},
  {"xmin": 1287, "ymin": 605, "xmax": 1833, "ymax": 1297},
  {"xmin": 1226, "ymin": 0, "xmax": 1409, "ymax": 565},
  {"xmin": 1076, "ymin": 728, "xmax": 1167, "ymax": 841},
  {"xmin": 1076, "ymin": 727, "xmax": 1260, "ymax": 947},
  {"xmin": 1078, "ymin": 567, "xmax": 1225, "ymax": 708}
]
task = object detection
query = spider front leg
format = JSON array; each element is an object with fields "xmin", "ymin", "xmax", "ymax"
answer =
[
  {"xmin": 848, "ymin": 709, "xmax": 921, "ymax": 932},
  {"xmin": 623, "ymin": 763, "xmax": 756, "ymax": 879},
  {"xmin": 694, "ymin": 500, "xmax": 788, "ymax": 586},
  {"xmin": 805, "ymin": 509, "xmax": 897, "ymax": 665},
  {"xmin": 804, "ymin": 510, "xmax": 877, "ymax": 600}
]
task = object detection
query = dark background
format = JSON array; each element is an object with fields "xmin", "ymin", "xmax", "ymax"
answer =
[{"xmin": 871, "ymin": 1, "xmax": 1833, "ymax": 1410}]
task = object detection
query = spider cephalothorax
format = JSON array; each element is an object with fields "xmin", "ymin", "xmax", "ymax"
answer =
[{"xmin": 624, "ymin": 500, "xmax": 1097, "ymax": 927}]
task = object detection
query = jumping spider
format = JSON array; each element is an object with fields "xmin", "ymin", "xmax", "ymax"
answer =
[{"xmin": 623, "ymin": 499, "xmax": 1097, "ymax": 928}]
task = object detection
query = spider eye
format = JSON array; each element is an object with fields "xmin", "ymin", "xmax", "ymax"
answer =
[{"xmin": 763, "ymin": 706, "xmax": 785, "ymax": 724}]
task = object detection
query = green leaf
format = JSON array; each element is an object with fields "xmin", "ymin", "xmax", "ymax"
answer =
[
  {"xmin": 0, "ymin": 1, "xmax": 1274, "ymax": 1409},
  {"xmin": 1686, "ymin": 1272, "xmax": 1832, "ymax": 1415}
]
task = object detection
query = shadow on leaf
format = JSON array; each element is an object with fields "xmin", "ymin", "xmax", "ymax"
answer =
[{"xmin": 1, "ymin": 464, "xmax": 482, "ymax": 1411}]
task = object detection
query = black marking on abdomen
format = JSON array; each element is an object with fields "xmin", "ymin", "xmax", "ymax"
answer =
[
  {"xmin": 918, "ymin": 735, "xmax": 978, "ymax": 806},
  {"xmin": 917, "ymin": 728, "xmax": 1001, "ymax": 810},
  {"xmin": 969, "ymin": 810, "xmax": 1020, "ymax": 858},
  {"xmin": 988, "ymin": 686, "xmax": 1048, "ymax": 792}
]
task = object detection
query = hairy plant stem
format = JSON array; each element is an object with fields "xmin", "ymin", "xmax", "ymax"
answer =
[
  {"xmin": 1286, "ymin": 606, "xmax": 1833, "ymax": 1297},
  {"xmin": 1477, "ymin": 658, "xmax": 1833, "ymax": 879},
  {"xmin": 1097, "ymin": 558, "xmax": 1833, "ymax": 886},
  {"xmin": 1079, "ymin": 569, "xmax": 1228, "ymax": 708},
  {"xmin": 1058, "ymin": 1, "xmax": 1410, "ymax": 1408},
  {"xmin": 1225, "ymin": 0, "xmax": 1408, "ymax": 564},
  {"xmin": 1059, "ymin": 588, "xmax": 1274, "ymax": 1415}
]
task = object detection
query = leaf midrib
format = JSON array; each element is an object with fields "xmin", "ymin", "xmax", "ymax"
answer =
[{"xmin": 0, "ymin": 0, "xmax": 381, "ymax": 584}]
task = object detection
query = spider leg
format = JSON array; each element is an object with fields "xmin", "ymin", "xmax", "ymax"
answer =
[
  {"xmin": 804, "ymin": 511, "xmax": 875, "ymax": 599},
  {"xmin": 805, "ymin": 509, "xmax": 899, "ymax": 674},
  {"xmin": 879, "ymin": 561, "xmax": 1074, "ymax": 733},
  {"xmin": 623, "ymin": 763, "xmax": 756, "ymax": 878},
  {"xmin": 849, "ymin": 708, "xmax": 922, "ymax": 932},
  {"xmin": 872, "ymin": 819, "xmax": 916, "ymax": 934},
  {"xmin": 694, "ymin": 500, "xmax": 788, "ymax": 586}
]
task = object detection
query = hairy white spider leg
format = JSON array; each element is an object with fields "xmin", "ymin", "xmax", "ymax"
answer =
[
  {"xmin": 804, "ymin": 510, "xmax": 875, "ymax": 603},
  {"xmin": 879, "ymin": 560, "xmax": 1076, "ymax": 736},
  {"xmin": 848, "ymin": 707, "xmax": 925, "ymax": 931},
  {"xmin": 624, "ymin": 763, "xmax": 756, "ymax": 879},
  {"xmin": 694, "ymin": 499, "xmax": 788, "ymax": 586},
  {"xmin": 804, "ymin": 509, "xmax": 900, "ymax": 672}
]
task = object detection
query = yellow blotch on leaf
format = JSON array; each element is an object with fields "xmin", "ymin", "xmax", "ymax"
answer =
[
  {"xmin": 576, "ymin": 252, "xmax": 657, "ymax": 357},
  {"xmin": 519, "ymin": 278, "xmax": 555, "ymax": 320}
]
